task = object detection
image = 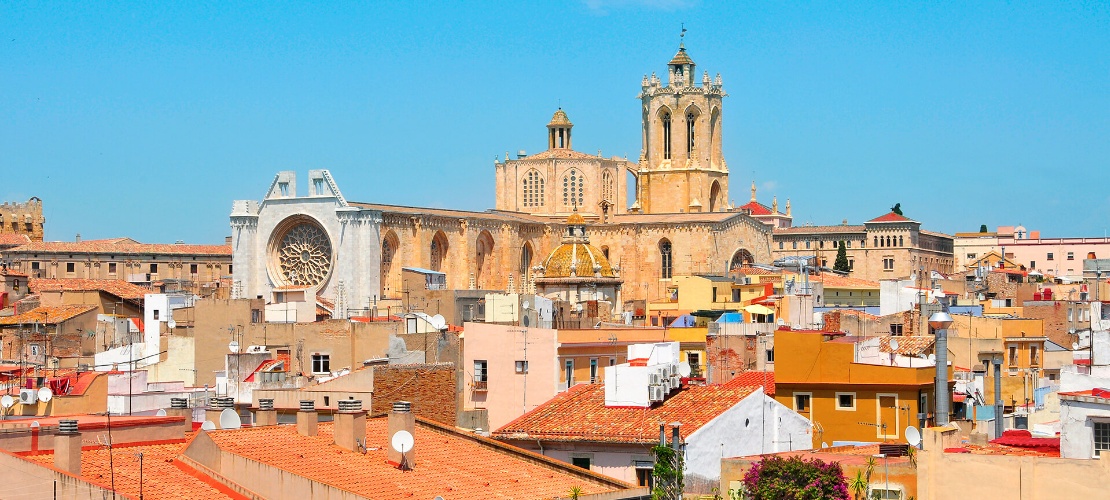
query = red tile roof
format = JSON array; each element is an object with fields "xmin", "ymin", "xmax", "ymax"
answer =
[
  {"xmin": 773, "ymin": 224, "xmax": 866, "ymax": 235},
  {"xmin": 30, "ymin": 278, "xmax": 150, "ymax": 300},
  {"xmin": 738, "ymin": 200, "xmax": 773, "ymax": 216},
  {"xmin": 494, "ymin": 383, "xmax": 756, "ymax": 444},
  {"xmin": 202, "ymin": 417, "xmax": 630, "ymax": 499},
  {"xmin": 10, "ymin": 239, "xmax": 231, "ymax": 256},
  {"xmin": 878, "ymin": 335, "xmax": 934, "ymax": 356},
  {"xmin": 723, "ymin": 371, "xmax": 775, "ymax": 396},
  {"xmin": 23, "ymin": 438, "xmax": 245, "ymax": 499},
  {"xmin": 0, "ymin": 304, "xmax": 97, "ymax": 325},
  {"xmin": 0, "ymin": 234, "xmax": 31, "ymax": 246},
  {"xmin": 867, "ymin": 212, "xmax": 916, "ymax": 223}
]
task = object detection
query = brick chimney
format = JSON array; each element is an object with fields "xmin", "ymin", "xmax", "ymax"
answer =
[
  {"xmin": 334, "ymin": 399, "xmax": 366, "ymax": 452},
  {"xmin": 54, "ymin": 419, "xmax": 81, "ymax": 475},
  {"xmin": 386, "ymin": 401, "xmax": 416, "ymax": 468},
  {"xmin": 296, "ymin": 399, "xmax": 317, "ymax": 437},
  {"xmin": 167, "ymin": 398, "xmax": 193, "ymax": 435},
  {"xmin": 255, "ymin": 398, "xmax": 277, "ymax": 426}
]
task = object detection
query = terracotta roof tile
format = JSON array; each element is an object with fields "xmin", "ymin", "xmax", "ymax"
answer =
[
  {"xmin": 524, "ymin": 149, "xmax": 605, "ymax": 161},
  {"xmin": 10, "ymin": 240, "xmax": 231, "ymax": 256},
  {"xmin": 867, "ymin": 212, "xmax": 917, "ymax": 223},
  {"xmin": 30, "ymin": 278, "xmax": 150, "ymax": 300},
  {"xmin": 773, "ymin": 225, "xmax": 866, "ymax": 235},
  {"xmin": 494, "ymin": 383, "xmax": 755, "ymax": 444},
  {"xmin": 203, "ymin": 418, "xmax": 629, "ymax": 499},
  {"xmin": 723, "ymin": 371, "xmax": 775, "ymax": 396},
  {"xmin": 878, "ymin": 335, "xmax": 934, "ymax": 356},
  {"xmin": 0, "ymin": 234, "xmax": 31, "ymax": 246},
  {"xmin": 738, "ymin": 201, "xmax": 773, "ymax": 216},
  {"xmin": 0, "ymin": 304, "xmax": 97, "ymax": 325}
]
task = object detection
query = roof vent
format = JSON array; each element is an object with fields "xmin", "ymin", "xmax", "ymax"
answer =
[
  {"xmin": 392, "ymin": 401, "xmax": 412, "ymax": 413},
  {"xmin": 58, "ymin": 419, "xmax": 79, "ymax": 435},
  {"xmin": 338, "ymin": 399, "xmax": 363, "ymax": 412},
  {"xmin": 170, "ymin": 398, "xmax": 188, "ymax": 409},
  {"xmin": 217, "ymin": 397, "xmax": 235, "ymax": 409},
  {"xmin": 258, "ymin": 398, "xmax": 275, "ymax": 411},
  {"xmin": 299, "ymin": 399, "xmax": 316, "ymax": 412}
]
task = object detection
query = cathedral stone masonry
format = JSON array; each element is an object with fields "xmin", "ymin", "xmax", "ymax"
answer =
[{"xmin": 0, "ymin": 198, "xmax": 45, "ymax": 242}]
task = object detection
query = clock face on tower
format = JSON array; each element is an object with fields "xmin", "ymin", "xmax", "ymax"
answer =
[{"xmin": 269, "ymin": 216, "xmax": 332, "ymax": 287}]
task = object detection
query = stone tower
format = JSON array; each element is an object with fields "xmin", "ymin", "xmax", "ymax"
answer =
[{"xmin": 634, "ymin": 44, "xmax": 728, "ymax": 214}]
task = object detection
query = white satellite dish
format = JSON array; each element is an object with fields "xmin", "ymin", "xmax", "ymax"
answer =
[
  {"xmin": 391, "ymin": 429, "xmax": 414, "ymax": 453},
  {"xmin": 219, "ymin": 408, "xmax": 242, "ymax": 430},
  {"xmin": 200, "ymin": 420, "xmax": 217, "ymax": 431},
  {"xmin": 906, "ymin": 426, "xmax": 922, "ymax": 447},
  {"xmin": 167, "ymin": 319, "xmax": 176, "ymax": 329},
  {"xmin": 30, "ymin": 421, "xmax": 40, "ymax": 428},
  {"xmin": 155, "ymin": 409, "xmax": 167, "ymax": 417},
  {"xmin": 1, "ymin": 395, "xmax": 13, "ymax": 408},
  {"xmin": 927, "ymin": 354, "xmax": 936, "ymax": 362},
  {"xmin": 678, "ymin": 362, "xmax": 692, "ymax": 378},
  {"xmin": 522, "ymin": 301, "xmax": 531, "ymax": 310},
  {"xmin": 37, "ymin": 387, "xmax": 53, "ymax": 403},
  {"xmin": 430, "ymin": 314, "xmax": 447, "ymax": 330},
  {"xmin": 228, "ymin": 340, "xmax": 240, "ymax": 353},
  {"xmin": 889, "ymin": 338, "xmax": 899, "ymax": 352}
]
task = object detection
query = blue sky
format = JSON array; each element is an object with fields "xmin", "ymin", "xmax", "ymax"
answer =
[{"xmin": 2, "ymin": 1, "xmax": 1108, "ymax": 243}]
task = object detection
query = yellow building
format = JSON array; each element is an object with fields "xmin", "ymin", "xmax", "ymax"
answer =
[
  {"xmin": 646, "ymin": 274, "xmax": 773, "ymax": 326},
  {"xmin": 774, "ymin": 328, "xmax": 953, "ymax": 448},
  {"xmin": 946, "ymin": 314, "xmax": 1047, "ymax": 410}
]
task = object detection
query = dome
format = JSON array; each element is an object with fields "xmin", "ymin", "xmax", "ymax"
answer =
[
  {"xmin": 541, "ymin": 242, "xmax": 616, "ymax": 279},
  {"xmin": 567, "ymin": 212, "xmax": 586, "ymax": 225},
  {"xmin": 548, "ymin": 108, "xmax": 572, "ymax": 127}
]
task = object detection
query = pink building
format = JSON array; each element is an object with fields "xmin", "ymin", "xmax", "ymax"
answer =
[
  {"xmin": 460, "ymin": 322, "xmax": 559, "ymax": 431},
  {"xmin": 955, "ymin": 225, "xmax": 1110, "ymax": 280}
]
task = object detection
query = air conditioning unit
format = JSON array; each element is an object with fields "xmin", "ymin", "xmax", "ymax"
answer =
[
  {"xmin": 743, "ymin": 277, "xmax": 753, "ymax": 285},
  {"xmin": 670, "ymin": 364, "xmax": 679, "ymax": 376},
  {"xmin": 245, "ymin": 345, "xmax": 267, "ymax": 354},
  {"xmin": 648, "ymin": 385, "xmax": 664, "ymax": 402},
  {"xmin": 19, "ymin": 388, "xmax": 36, "ymax": 404},
  {"xmin": 649, "ymin": 373, "xmax": 662, "ymax": 385},
  {"xmin": 670, "ymin": 375, "xmax": 681, "ymax": 389},
  {"xmin": 661, "ymin": 380, "xmax": 671, "ymax": 394}
]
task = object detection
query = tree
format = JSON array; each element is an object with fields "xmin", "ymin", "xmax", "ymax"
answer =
[
  {"xmin": 651, "ymin": 444, "xmax": 683, "ymax": 500},
  {"xmin": 742, "ymin": 455, "xmax": 850, "ymax": 500},
  {"xmin": 891, "ymin": 203, "xmax": 903, "ymax": 216},
  {"xmin": 979, "ymin": 224, "xmax": 988, "ymax": 233},
  {"xmin": 849, "ymin": 470, "xmax": 867, "ymax": 500},
  {"xmin": 834, "ymin": 241, "xmax": 850, "ymax": 273}
]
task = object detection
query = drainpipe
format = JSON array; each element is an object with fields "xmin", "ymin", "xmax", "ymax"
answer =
[{"xmin": 994, "ymin": 357, "xmax": 1004, "ymax": 439}]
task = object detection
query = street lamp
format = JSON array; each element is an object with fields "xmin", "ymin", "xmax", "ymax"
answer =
[{"xmin": 928, "ymin": 311, "xmax": 953, "ymax": 426}]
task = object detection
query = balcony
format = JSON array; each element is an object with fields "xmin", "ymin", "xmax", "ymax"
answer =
[{"xmin": 472, "ymin": 380, "xmax": 488, "ymax": 392}]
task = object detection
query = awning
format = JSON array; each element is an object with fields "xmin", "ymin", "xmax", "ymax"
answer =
[
  {"xmin": 953, "ymin": 393, "xmax": 968, "ymax": 403},
  {"xmin": 743, "ymin": 304, "xmax": 775, "ymax": 316}
]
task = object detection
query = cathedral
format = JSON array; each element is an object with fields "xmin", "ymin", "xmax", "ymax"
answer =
[{"xmin": 230, "ymin": 44, "xmax": 773, "ymax": 318}]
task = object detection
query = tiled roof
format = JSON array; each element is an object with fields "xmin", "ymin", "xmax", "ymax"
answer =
[
  {"xmin": 30, "ymin": 278, "xmax": 150, "ymax": 300},
  {"xmin": 524, "ymin": 149, "xmax": 604, "ymax": 161},
  {"xmin": 867, "ymin": 212, "xmax": 917, "ymax": 224},
  {"xmin": 494, "ymin": 383, "xmax": 756, "ymax": 444},
  {"xmin": 668, "ymin": 45, "xmax": 695, "ymax": 66},
  {"xmin": 878, "ymin": 335, "xmax": 934, "ymax": 356},
  {"xmin": 202, "ymin": 418, "xmax": 629, "ymax": 499},
  {"xmin": 734, "ymin": 266, "xmax": 780, "ymax": 276},
  {"xmin": 738, "ymin": 201, "xmax": 773, "ymax": 216},
  {"xmin": 827, "ymin": 309, "xmax": 880, "ymax": 321},
  {"xmin": 23, "ymin": 438, "xmax": 244, "ymax": 499},
  {"xmin": 541, "ymin": 242, "xmax": 616, "ymax": 279},
  {"xmin": 548, "ymin": 108, "xmax": 572, "ymax": 126},
  {"xmin": 0, "ymin": 233, "xmax": 31, "ymax": 246},
  {"xmin": 0, "ymin": 304, "xmax": 97, "ymax": 325},
  {"xmin": 786, "ymin": 273, "xmax": 879, "ymax": 289},
  {"xmin": 9, "ymin": 240, "xmax": 231, "ymax": 256},
  {"xmin": 773, "ymin": 225, "xmax": 865, "ymax": 235},
  {"xmin": 723, "ymin": 371, "xmax": 775, "ymax": 396}
]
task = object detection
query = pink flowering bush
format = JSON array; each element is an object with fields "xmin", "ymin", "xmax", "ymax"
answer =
[{"xmin": 742, "ymin": 455, "xmax": 850, "ymax": 500}]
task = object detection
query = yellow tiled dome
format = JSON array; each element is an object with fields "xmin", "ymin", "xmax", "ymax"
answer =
[
  {"xmin": 548, "ymin": 108, "xmax": 572, "ymax": 126},
  {"xmin": 541, "ymin": 243, "xmax": 616, "ymax": 279},
  {"xmin": 566, "ymin": 212, "xmax": 586, "ymax": 225}
]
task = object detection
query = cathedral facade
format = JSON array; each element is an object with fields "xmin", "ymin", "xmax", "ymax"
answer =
[{"xmin": 231, "ymin": 46, "xmax": 773, "ymax": 318}]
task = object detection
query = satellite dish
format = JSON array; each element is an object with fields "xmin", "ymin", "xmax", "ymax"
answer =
[
  {"xmin": 200, "ymin": 420, "xmax": 217, "ymax": 431},
  {"xmin": 821, "ymin": 442, "xmax": 829, "ymax": 449},
  {"xmin": 219, "ymin": 408, "xmax": 242, "ymax": 430},
  {"xmin": 1, "ymin": 395, "xmax": 13, "ymax": 408},
  {"xmin": 391, "ymin": 429, "xmax": 414, "ymax": 453},
  {"xmin": 30, "ymin": 421, "xmax": 40, "ymax": 428},
  {"xmin": 431, "ymin": 314, "xmax": 447, "ymax": 330},
  {"xmin": 906, "ymin": 426, "xmax": 921, "ymax": 447},
  {"xmin": 155, "ymin": 409, "xmax": 167, "ymax": 417},
  {"xmin": 927, "ymin": 354, "xmax": 936, "ymax": 362},
  {"xmin": 37, "ymin": 387, "xmax": 53, "ymax": 402},
  {"xmin": 678, "ymin": 362, "xmax": 692, "ymax": 377},
  {"xmin": 1073, "ymin": 342, "xmax": 1080, "ymax": 350},
  {"xmin": 522, "ymin": 301, "xmax": 530, "ymax": 310},
  {"xmin": 228, "ymin": 340, "xmax": 240, "ymax": 353},
  {"xmin": 889, "ymin": 338, "xmax": 899, "ymax": 352},
  {"xmin": 167, "ymin": 319, "xmax": 176, "ymax": 329}
]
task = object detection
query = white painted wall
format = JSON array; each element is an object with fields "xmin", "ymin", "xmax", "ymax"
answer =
[
  {"xmin": 1060, "ymin": 398, "xmax": 1110, "ymax": 459},
  {"xmin": 603, "ymin": 364, "xmax": 651, "ymax": 407},
  {"xmin": 879, "ymin": 278, "xmax": 919, "ymax": 316}
]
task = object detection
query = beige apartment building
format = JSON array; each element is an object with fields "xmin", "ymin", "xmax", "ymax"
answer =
[{"xmin": 772, "ymin": 211, "xmax": 954, "ymax": 281}]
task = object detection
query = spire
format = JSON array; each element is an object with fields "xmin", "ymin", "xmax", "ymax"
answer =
[
  {"xmin": 786, "ymin": 199, "xmax": 792, "ymax": 217},
  {"xmin": 750, "ymin": 181, "xmax": 757, "ymax": 202},
  {"xmin": 772, "ymin": 196, "xmax": 778, "ymax": 213}
]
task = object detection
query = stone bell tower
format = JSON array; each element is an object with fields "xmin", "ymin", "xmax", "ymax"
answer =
[{"xmin": 634, "ymin": 43, "xmax": 728, "ymax": 214}]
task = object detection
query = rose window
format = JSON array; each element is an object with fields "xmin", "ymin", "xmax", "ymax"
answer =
[{"xmin": 274, "ymin": 221, "xmax": 332, "ymax": 286}]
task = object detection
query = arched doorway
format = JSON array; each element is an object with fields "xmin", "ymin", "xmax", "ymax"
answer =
[
  {"xmin": 381, "ymin": 230, "xmax": 400, "ymax": 299},
  {"xmin": 729, "ymin": 248, "xmax": 754, "ymax": 272}
]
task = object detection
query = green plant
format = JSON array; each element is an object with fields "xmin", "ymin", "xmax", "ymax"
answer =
[
  {"xmin": 569, "ymin": 485, "xmax": 582, "ymax": 499},
  {"xmin": 863, "ymin": 456, "xmax": 876, "ymax": 499},
  {"xmin": 849, "ymin": 470, "xmax": 867, "ymax": 500},
  {"xmin": 834, "ymin": 241, "xmax": 850, "ymax": 273},
  {"xmin": 906, "ymin": 446, "xmax": 917, "ymax": 469},
  {"xmin": 741, "ymin": 455, "xmax": 850, "ymax": 499},
  {"xmin": 651, "ymin": 445, "xmax": 683, "ymax": 500},
  {"xmin": 979, "ymin": 224, "xmax": 988, "ymax": 233}
]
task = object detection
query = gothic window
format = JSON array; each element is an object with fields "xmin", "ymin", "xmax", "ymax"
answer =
[
  {"xmin": 686, "ymin": 112, "xmax": 696, "ymax": 155},
  {"xmin": 562, "ymin": 169, "xmax": 584, "ymax": 208},
  {"xmin": 520, "ymin": 243, "xmax": 533, "ymax": 276},
  {"xmin": 659, "ymin": 239, "xmax": 673, "ymax": 279},
  {"xmin": 661, "ymin": 111, "xmax": 672, "ymax": 160},
  {"xmin": 522, "ymin": 170, "xmax": 545, "ymax": 207},
  {"xmin": 899, "ymin": 235, "xmax": 904, "ymax": 247},
  {"xmin": 430, "ymin": 231, "xmax": 449, "ymax": 272},
  {"xmin": 602, "ymin": 171, "xmax": 615, "ymax": 204}
]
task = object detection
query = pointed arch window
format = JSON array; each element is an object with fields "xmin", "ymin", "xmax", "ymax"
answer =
[
  {"xmin": 661, "ymin": 111, "xmax": 672, "ymax": 160},
  {"xmin": 562, "ymin": 169, "xmax": 584, "ymax": 207},
  {"xmin": 602, "ymin": 171, "xmax": 615, "ymax": 205},
  {"xmin": 660, "ymin": 239, "xmax": 673, "ymax": 279},
  {"xmin": 522, "ymin": 170, "xmax": 545, "ymax": 207},
  {"xmin": 686, "ymin": 112, "xmax": 696, "ymax": 156}
]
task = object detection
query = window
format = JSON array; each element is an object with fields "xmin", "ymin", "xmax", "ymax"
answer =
[
  {"xmin": 474, "ymin": 360, "xmax": 488, "ymax": 390},
  {"xmin": 794, "ymin": 393, "xmax": 811, "ymax": 412},
  {"xmin": 562, "ymin": 169, "xmax": 584, "ymax": 207},
  {"xmin": 515, "ymin": 360, "xmax": 528, "ymax": 374},
  {"xmin": 108, "ymin": 262, "xmax": 117, "ymax": 274},
  {"xmin": 1047, "ymin": 252, "xmax": 1054, "ymax": 261},
  {"xmin": 1067, "ymin": 252, "xmax": 1075, "ymax": 261},
  {"xmin": 571, "ymin": 457, "xmax": 591, "ymax": 470},
  {"xmin": 153, "ymin": 310, "xmax": 160, "ymax": 320},
  {"xmin": 311, "ymin": 354, "xmax": 331, "ymax": 374},
  {"xmin": 848, "ymin": 260, "xmax": 854, "ymax": 271},
  {"xmin": 30, "ymin": 344, "xmax": 41, "ymax": 356},
  {"xmin": 31, "ymin": 261, "xmax": 40, "ymax": 270},
  {"xmin": 899, "ymin": 235, "xmax": 903, "ymax": 247},
  {"xmin": 883, "ymin": 258, "xmax": 895, "ymax": 271},
  {"xmin": 1094, "ymin": 421, "xmax": 1110, "ymax": 457},
  {"xmin": 150, "ymin": 263, "xmax": 158, "ymax": 273},
  {"xmin": 687, "ymin": 352, "xmax": 700, "ymax": 371},
  {"xmin": 279, "ymin": 182, "xmax": 289, "ymax": 196},
  {"xmin": 766, "ymin": 349, "xmax": 774, "ymax": 362},
  {"xmin": 65, "ymin": 262, "xmax": 75, "ymax": 274},
  {"xmin": 1030, "ymin": 260, "xmax": 1036, "ymax": 269},
  {"xmin": 805, "ymin": 241, "xmax": 811, "ymax": 249},
  {"xmin": 251, "ymin": 309, "xmax": 262, "ymax": 323},
  {"xmin": 890, "ymin": 324, "xmax": 904, "ymax": 335},
  {"xmin": 967, "ymin": 253, "xmax": 976, "ymax": 259},
  {"xmin": 661, "ymin": 111, "xmax": 672, "ymax": 159},
  {"xmin": 313, "ymin": 177, "xmax": 324, "ymax": 195},
  {"xmin": 659, "ymin": 240, "xmax": 673, "ymax": 279},
  {"xmin": 564, "ymin": 359, "xmax": 574, "ymax": 386},
  {"xmin": 792, "ymin": 241, "xmax": 797, "ymax": 250},
  {"xmin": 686, "ymin": 111, "xmax": 696, "ymax": 155},
  {"xmin": 1030, "ymin": 345, "xmax": 1040, "ymax": 366},
  {"xmin": 590, "ymin": 358, "xmax": 599, "ymax": 383},
  {"xmin": 846, "ymin": 240, "xmax": 851, "ymax": 248},
  {"xmin": 602, "ymin": 170, "xmax": 615, "ymax": 205},
  {"xmin": 522, "ymin": 170, "xmax": 545, "ymax": 207},
  {"xmin": 1008, "ymin": 345, "xmax": 1018, "ymax": 366},
  {"xmin": 779, "ymin": 242, "xmax": 784, "ymax": 249},
  {"xmin": 190, "ymin": 263, "xmax": 198, "ymax": 274},
  {"xmin": 836, "ymin": 392, "xmax": 856, "ymax": 410},
  {"xmin": 635, "ymin": 463, "xmax": 654, "ymax": 488},
  {"xmin": 871, "ymin": 488, "xmax": 902, "ymax": 499}
]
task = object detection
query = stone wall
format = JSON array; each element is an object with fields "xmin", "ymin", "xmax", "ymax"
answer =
[{"xmin": 370, "ymin": 363, "xmax": 456, "ymax": 426}]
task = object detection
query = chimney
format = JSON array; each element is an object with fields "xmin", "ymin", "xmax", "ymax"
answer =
[
  {"xmin": 334, "ymin": 399, "xmax": 366, "ymax": 452},
  {"xmin": 387, "ymin": 401, "xmax": 416, "ymax": 468},
  {"xmin": 296, "ymin": 399, "xmax": 318, "ymax": 437},
  {"xmin": 205, "ymin": 397, "xmax": 234, "ymax": 429},
  {"xmin": 225, "ymin": 236, "xmax": 233, "ymax": 245},
  {"xmin": 255, "ymin": 398, "xmax": 277, "ymax": 426},
  {"xmin": 167, "ymin": 398, "xmax": 193, "ymax": 435},
  {"xmin": 54, "ymin": 419, "xmax": 81, "ymax": 475},
  {"xmin": 75, "ymin": 233, "xmax": 81, "ymax": 243}
]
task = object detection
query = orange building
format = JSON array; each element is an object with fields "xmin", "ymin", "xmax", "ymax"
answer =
[{"xmin": 773, "ymin": 328, "xmax": 953, "ymax": 448}]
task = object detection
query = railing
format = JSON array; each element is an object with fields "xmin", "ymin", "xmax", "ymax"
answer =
[{"xmin": 472, "ymin": 380, "xmax": 488, "ymax": 391}]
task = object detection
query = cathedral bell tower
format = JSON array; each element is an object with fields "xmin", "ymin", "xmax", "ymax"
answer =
[{"xmin": 634, "ymin": 43, "xmax": 728, "ymax": 214}]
